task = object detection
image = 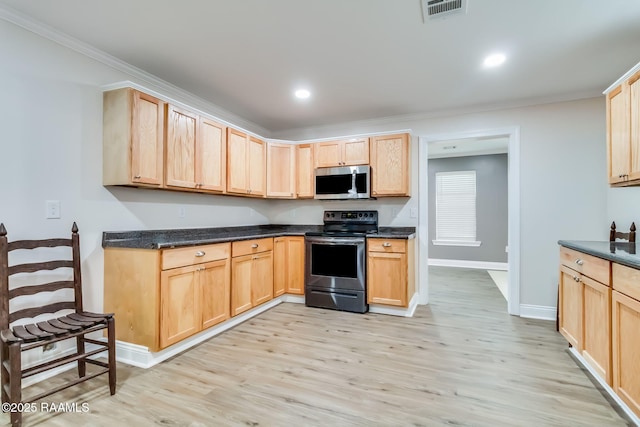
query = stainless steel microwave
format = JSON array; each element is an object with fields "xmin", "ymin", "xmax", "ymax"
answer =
[{"xmin": 314, "ymin": 165, "xmax": 371, "ymax": 200}]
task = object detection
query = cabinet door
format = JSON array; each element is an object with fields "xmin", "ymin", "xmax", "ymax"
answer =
[
  {"xmin": 160, "ymin": 265, "xmax": 200, "ymax": 348},
  {"xmin": 252, "ymin": 251, "xmax": 273, "ymax": 306},
  {"xmin": 131, "ymin": 90, "xmax": 165, "ymax": 186},
  {"xmin": 608, "ymin": 85, "xmax": 630, "ymax": 184},
  {"xmin": 286, "ymin": 237, "xmax": 305, "ymax": 295},
  {"xmin": 231, "ymin": 254, "xmax": 253, "ymax": 316},
  {"xmin": 629, "ymin": 71, "xmax": 640, "ymax": 181},
  {"xmin": 248, "ymin": 136, "xmax": 266, "ymax": 196},
  {"xmin": 367, "ymin": 251, "xmax": 407, "ymax": 306},
  {"xmin": 273, "ymin": 238, "xmax": 286, "ymax": 297},
  {"xmin": 227, "ymin": 128, "xmax": 248, "ymax": 194},
  {"xmin": 342, "ymin": 138, "xmax": 369, "ymax": 166},
  {"xmin": 296, "ymin": 144, "xmax": 314, "ymax": 198},
  {"xmin": 201, "ymin": 259, "xmax": 231, "ymax": 329},
  {"xmin": 558, "ymin": 265, "xmax": 583, "ymax": 351},
  {"xmin": 370, "ymin": 133, "xmax": 409, "ymax": 196},
  {"xmin": 197, "ymin": 117, "xmax": 226, "ymax": 193},
  {"xmin": 314, "ymin": 141, "xmax": 342, "ymax": 167},
  {"xmin": 165, "ymin": 105, "xmax": 197, "ymax": 189},
  {"xmin": 582, "ymin": 275, "xmax": 611, "ymax": 385},
  {"xmin": 612, "ymin": 290, "xmax": 640, "ymax": 418},
  {"xmin": 267, "ymin": 143, "xmax": 295, "ymax": 198}
]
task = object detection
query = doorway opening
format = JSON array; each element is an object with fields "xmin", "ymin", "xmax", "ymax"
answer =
[{"xmin": 417, "ymin": 127, "xmax": 520, "ymax": 315}]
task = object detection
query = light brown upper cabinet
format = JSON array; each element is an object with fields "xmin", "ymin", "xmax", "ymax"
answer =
[
  {"xmin": 196, "ymin": 117, "xmax": 227, "ymax": 193},
  {"xmin": 370, "ymin": 133, "xmax": 410, "ymax": 197},
  {"xmin": 296, "ymin": 144, "xmax": 314, "ymax": 198},
  {"xmin": 165, "ymin": 106, "xmax": 227, "ymax": 193},
  {"xmin": 607, "ymin": 68, "xmax": 640, "ymax": 186},
  {"xmin": 314, "ymin": 138, "xmax": 369, "ymax": 168},
  {"xmin": 266, "ymin": 142, "xmax": 296, "ymax": 198},
  {"xmin": 103, "ymin": 88, "xmax": 165, "ymax": 187},
  {"xmin": 165, "ymin": 105, "xmax": 197, "ymax": 189},
  {"xmin": 227, "ymin": 128, "xmax": 266, "ymax": 197}
]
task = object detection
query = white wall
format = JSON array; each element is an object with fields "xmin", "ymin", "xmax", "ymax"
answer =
[{"xmin": 273, "ymin": 98, "xmax": 609, "ymax": 311}]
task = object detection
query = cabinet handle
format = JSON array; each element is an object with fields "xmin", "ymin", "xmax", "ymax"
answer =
[
  {"xmin": 133, "ymin": 175, "xmax": 141, "ymax": 179},
  {"xmin": 248, "ymin": 189, "xmax": 252, "ymax": 194},
  {"xmin": 383, "ymin": 242, "xmax": 392, "ymax": 247},
  {"xmin": 251, "ymin": 244, "xmax": 259, "ymax": 248},
  {"xmin": 575, "ymin": 259, "xmax": 584, "ymax": 265},
  {"xmin": 573, "ymin": 276, "xmax": 580, "ymax": 282},
  {"xmin": 195, "ymin": 251, "xmax": 206, "ymax": 257}
]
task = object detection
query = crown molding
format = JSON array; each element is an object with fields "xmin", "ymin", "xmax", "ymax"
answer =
[
  {"xmin": 603, "ymin": 60, "xmax": 640, "ymax": 94},
  {"xmin": 0, "ymin": 4, "xmax": 270, "ymax": 137}
]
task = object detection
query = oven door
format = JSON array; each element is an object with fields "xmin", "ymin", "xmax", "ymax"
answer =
[{"xmin": 304, "ymin": 235, "xmax": 366, "ymax": 292}]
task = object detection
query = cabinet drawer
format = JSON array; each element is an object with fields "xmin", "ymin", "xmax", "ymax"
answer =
[
  {"xmin": 162, "ymin": 243, "xmax": 230, "ymax": 270},
  {"xmin": 613, "ymin": 263, "xmax": 640, "ymax": 301},
  {"xmin": 560, "ymin": 246, "xmax": 610, "ymax": 285},
  {"xmin": 367, "ymin": 238, "xmax": 406, "ymax": 253},
  {"xmin": 232, "ymin": 238, "xmax": 274, "ymax": 257}
]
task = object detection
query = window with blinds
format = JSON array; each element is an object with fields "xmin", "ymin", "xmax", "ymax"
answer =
[{"xmin": 433, "ymin": 170, "xmax": 481, "ymax": 246}]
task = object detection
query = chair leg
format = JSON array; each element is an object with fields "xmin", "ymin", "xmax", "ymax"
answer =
[
  {"xmin": 76, "ymin": 335, "xmax": 86, "ymax": 378},
  {"xmin": 8, "ymin": 342, "xmax": 22, "ymax": 427},
  {"xmin": 1, "ymin": 341, "xmax": 9, "ymax": 404},
  {"xmin": 107, "ymin": 317, "xmax": 116, "ymax": 395}
]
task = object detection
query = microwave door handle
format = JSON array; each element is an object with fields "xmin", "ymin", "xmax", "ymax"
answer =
[{"xmin": 349, "ymin": 170, "xmax": 357, "ymax": 195}]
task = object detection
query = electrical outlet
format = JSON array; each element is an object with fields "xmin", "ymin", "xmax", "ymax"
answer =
[
  {"xmin": 178, "ymin": 206, "xmax": 186, "ymax": 218},
  {"xmin": 46, "ymin": 200, "xmax": 61, "ymax": 219}
]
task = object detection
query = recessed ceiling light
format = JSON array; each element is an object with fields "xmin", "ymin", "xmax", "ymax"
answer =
[
  {"xmin": 483, "ymin": 53, "xmax": 506, "ymax": 68},
  {"xmin": 294, "ymin": 89, "xmax": 311, "ymax": 99}
]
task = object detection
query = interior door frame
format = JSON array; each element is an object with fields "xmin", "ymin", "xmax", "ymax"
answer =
[{"xmin": 418, "ymin": 126, "xmax": 520, "ymax": 315}]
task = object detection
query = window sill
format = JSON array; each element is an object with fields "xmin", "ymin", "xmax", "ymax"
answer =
[{"xmin": 431, "ymin": 240, "xmax": 482, "ymax": 247}]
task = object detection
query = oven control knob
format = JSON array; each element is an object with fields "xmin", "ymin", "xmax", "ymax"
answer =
[
  {"xmin": 364, "ymin": 213, "xmax": 368, "ymax": 217},
  {"xmin": 359, "ymin": 213, "xmax": 362, "ymax": 217},
  {"xmin": 331, "ymin": 213, "xmax": 335, "ymax": 217}
]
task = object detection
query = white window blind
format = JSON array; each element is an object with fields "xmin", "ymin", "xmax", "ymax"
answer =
[{"xmin": 433, "ymin": 170, "xmax": 481, "ymax": 246}]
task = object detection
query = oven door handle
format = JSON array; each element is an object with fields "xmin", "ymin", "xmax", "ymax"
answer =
[{"xmin": 305, "ymin": 236, "xmax": 365, "ymax": 245}]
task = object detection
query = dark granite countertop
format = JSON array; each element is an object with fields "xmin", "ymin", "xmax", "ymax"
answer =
[
  {"xmin": 558, "ymin": 240, "xmax": 640, "ymax": 270},
  {"xmin": 103, "ymin": 225, "xmax": 416, "ymax": 249}
]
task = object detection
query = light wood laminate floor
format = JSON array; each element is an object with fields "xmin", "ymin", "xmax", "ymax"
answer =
[{"xmin": 3, "ymin": 267, "xmax": 631, "ymax": 426}]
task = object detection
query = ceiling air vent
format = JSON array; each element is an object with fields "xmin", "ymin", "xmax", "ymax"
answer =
[{"xmin": 421, "ymin": 0, "xmax": 467, "ymax": 21}]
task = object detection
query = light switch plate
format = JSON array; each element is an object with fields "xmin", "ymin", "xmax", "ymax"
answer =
[{"xmin": 46, "ymin": 200, "xmax": 60, "ymax": 219}]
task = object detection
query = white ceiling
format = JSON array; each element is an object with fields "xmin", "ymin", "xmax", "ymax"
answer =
[{"xmin": 1, "ymin": 0, "xmax": 639, "ymax": 134}]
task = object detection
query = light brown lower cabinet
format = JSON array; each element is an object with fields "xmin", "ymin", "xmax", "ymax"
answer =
[
  {"xmin": 367, "ymin": 238, "xmax": 414, "ymax": 307},
  {"xmin": 274, "ymin": 236, "xmax": 305, "ymax": 296},
  {"xmin": 558, "ymin": 265, "xmax": 583, "ymax": 351},
  {"xmin": 231, "ymin": 238, "xmax": 274, "ymax": 316},
  {"xmin": 104, "ymin": 242, "xmax": 231, "ymax": 352},
  {"xmin": 612, "ymin": 263, "xmax": 640, "ymax": 418},
  {"xmin": 581, "ymin": 275, "xmax": 611, "ymax": 384},
  {"xmin": 558, "ymin": 247, "xmax": 611, "ymax": 384}
]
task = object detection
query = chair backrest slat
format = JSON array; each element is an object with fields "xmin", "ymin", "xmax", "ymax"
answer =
[
  {"xmin": 8, "ymin": 238, "xmax": 72, "ymax": 251},
  {"xmin": 0, "ymin": 223, "xmax": 84, "ymax": 331},
  {"xmin": 9, "ymin": 280, "xmax": 75, "ymax": 299},
  {"xmin": 9, "ymin": 301, "xmax": 76, "ymax": 324},
  {"xmin": 8, "ymin": 260, "xmax": 74, "ymax": 276}
]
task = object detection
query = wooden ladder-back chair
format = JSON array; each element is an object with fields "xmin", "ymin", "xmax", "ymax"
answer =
[
  {"xmin": 610, "ymin": 221, "xmax": 636, "ymax": 243},
  {"xmin": 0, "ymin": 223, "xmax": 116, "ymax": 427}
]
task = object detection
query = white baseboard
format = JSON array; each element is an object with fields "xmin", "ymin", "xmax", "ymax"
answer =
[
  {"xmin": 369, "ymin": 293, "xmax": 419, "ymax": 317},
  {"xmin": 428, "ymin": 258, "xmax": 508, "ymax": 271},
  {"xmin": 519, "ymin": 304, "xmax": 556, "ymax": 321},
  {"xmin": 569, "ymin": 348, "xmax": 640, "ymax": 426},
  {"xmin": 115, "ymin": 298, "xmax": 284, "ymax": 369},
  {"xmin": 281, "ymin": 294, "xmax": 305, "ymax": 304}
]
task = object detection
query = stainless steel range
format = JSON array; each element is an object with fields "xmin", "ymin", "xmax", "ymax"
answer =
[{"xmin": 304, "ymin": 210, "xmax": 378, "ymax": 313}]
